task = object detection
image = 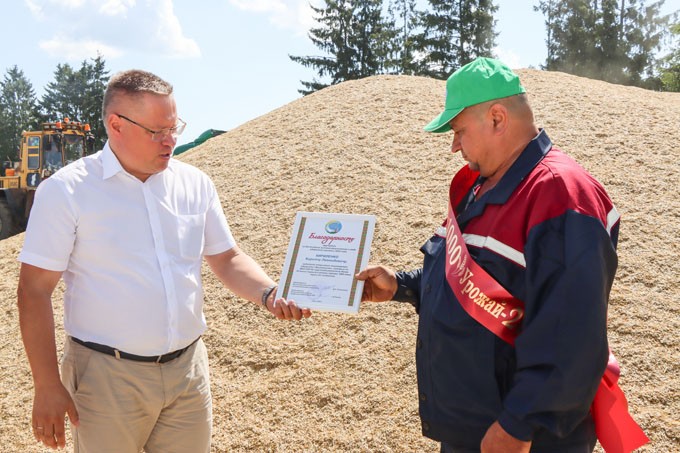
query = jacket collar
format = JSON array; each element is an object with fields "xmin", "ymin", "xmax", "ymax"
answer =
[{"xmin": 458, "ymin": 129, "xmax": 552, "ymax": 224}]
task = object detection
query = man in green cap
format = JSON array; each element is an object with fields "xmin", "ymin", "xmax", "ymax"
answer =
[{"xmin": 357, "ymin": 57, "xmax": 632, "ymax": 452}]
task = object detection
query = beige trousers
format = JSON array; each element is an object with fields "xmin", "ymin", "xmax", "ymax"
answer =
[{"xmin": 61, "ymin": 337, "xmax": 212, "ymax": 453}]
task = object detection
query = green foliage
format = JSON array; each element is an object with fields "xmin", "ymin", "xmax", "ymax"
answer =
[
  {"xmin": 290, "ymin": 0, "xmax": 391, "ymax": 95},
  {"xmin": 0, "ymin": 66, "xmax": 40, "ymax": 162},
  {"xmin": 40, "ymin": 63, "xmax": 84, "ymax": 125},
  {"xmin": 536, "ymin": 0, "xmax": 671, "ymax": 88},
  {"xmin": 80, "ymin": 55, "xmax": 109, "ymax": 148},
  {"xmin": 292, "ymin": 0, "xmax": 499, "ymax": 92},
  {"xmin": 289, "ymin": 1, "xmax": 355, "ymax": 94},
  {"xmin": 417, "ymin": 0, "xmax": 498, "ymax": 79},
  {"xmin": 39, "ymin": 55, "xmax": 110, "ymax": 146},
  {"xmin": 657, "ymin": 22, "xmax": 680, "ymax": 91},
  {"xmin": 354, "ymin": 0, "xmax": 393, "ymax": 75},
  {"xmin": 0, "ymin": 56, "xmax": 110, "ymax": 160},
  {"xmin": 385, "ymin": 0, "xmax": 422, "ymax": 75}
]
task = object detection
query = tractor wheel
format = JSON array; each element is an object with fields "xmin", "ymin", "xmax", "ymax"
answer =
[{"xmin": 0, "ymin": 198, "xmax": 21, "ymax": 240}]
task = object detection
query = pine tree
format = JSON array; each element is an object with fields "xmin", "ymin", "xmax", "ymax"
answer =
[
  {"xmin": 80, "ymin": 55, "xmax": 110, "ymax": 147},
  {"xmin": 469, "ymin": 0, "xmax": 499, "ymax": 63},
  {"xmin": 40, "ymin": 63, "xmax": 83, "ymax": 122},
  {"xmin": 596, "ymin": 0, "xmax": 627, "ymax": 82},
  {"xmin": 418, "ymin": 0, "xmax": 498, "ymax": 79},
  {"xmin": 0, "ymin": 66, "xmax": 39, "ymax": 162},
  {"xmin": 290, "ymin": 0, "xmax": 393, "ymax": 95},
  {"xmin": 537, "ymin": 0, "xmax": 597, "ymax": 74},
  {"xmin": 290, "ymin": 1, "xmax": 357, "ymax": 95},
  {"xmin": 418, "ymin": 0, "xmax": 460, "ymax": 79},
  {"xmin": 625, "ymin": 0, "xmax": 670, "ymax": 87},
  {"xmin": 38, "ymin": 56, "xmax": 109, "ymax": 146},
  {"xmin": 386, "ymin": 0, "xmax": 422, "ymax": 74},
  {"xmin": 657, "ymin": 22, "xmax": 680, "ymax": 91},
  {"xmin": 352, "ymin": 0, "xmax": 390, "ymax": 76},
  {"xmin": 540, "ymin": 0, "xmax": 558, "ymax": 66},
  {"xmin": 536, "ymin": 0, "xmax": 671, "ymax": 87}
]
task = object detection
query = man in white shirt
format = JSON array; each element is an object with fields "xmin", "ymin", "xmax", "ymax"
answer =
[{"xmin": 17, "ymin": 69, "xmax": 310, "ymax": 452}]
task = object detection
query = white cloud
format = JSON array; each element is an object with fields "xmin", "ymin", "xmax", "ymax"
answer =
[
  {"xmin": 99, "ymin": 0, "xmax": 136, "ymax": 16},
  {"xmin": 493, "ymin": 47, "xmax": 523, "ymax": 70},
  {"xmin": 26, "ymin": 0, "xmax": 200, "ymax": 61},
  {"xmin": 154, "ymin": 0, "xmax": 201, "ymax": 58},
  {"xmin": 40, "ymin": 35, "xmax": 123, "ymax": 60},
  {"xmin": 229, "ymin": 0, "xmax": 316, "ymax": 34},
  {"xmin": 26, "ymin": 0, "xmax": 87, "ymax": 13},
  {"xmin": 229, "ymin": 0, "xmax": 286, "ymax": 14},
  {"xmin": 62, "ymin": 0, "xmax": 87, "ymax": 8},
  {"xmin": 294, "ymin": 0, "xmax": 317, "ymax": 32},
  {"xmin": 24, "ymin": 0, "xmax": 45, "ymax": 19}
]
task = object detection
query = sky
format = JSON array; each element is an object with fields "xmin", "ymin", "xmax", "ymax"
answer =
[{"xmin": 0, "ymin": 0, "xmax": 675, "ymax": 146}]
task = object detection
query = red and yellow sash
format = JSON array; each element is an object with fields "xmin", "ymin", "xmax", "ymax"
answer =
[{"xmin": 444, "ymin": 187, "xmax": 648, "ymax": 453}]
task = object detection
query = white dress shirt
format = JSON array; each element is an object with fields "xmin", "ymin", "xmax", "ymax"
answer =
[{"xmin": 19, "ymin": 142, "xmax": 235, "ymax": 355}]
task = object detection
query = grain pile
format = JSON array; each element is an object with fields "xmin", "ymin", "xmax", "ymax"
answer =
[{"xmin": 1, "ymin": 70, "xmax": 678, "ymax": 452}]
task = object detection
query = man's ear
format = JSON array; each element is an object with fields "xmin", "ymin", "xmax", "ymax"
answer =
[
  {"xmin": 489, "ymin": 103, "xmax": 508, "ymax": 134},
  {"xmin": 106, "ymin": 113, "xmax": 122, "ymax": 136}
]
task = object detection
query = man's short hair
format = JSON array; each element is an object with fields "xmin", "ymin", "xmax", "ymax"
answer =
[{"xmin": 102, "ymin": 69, "xmax": 173, "ymax": 120}]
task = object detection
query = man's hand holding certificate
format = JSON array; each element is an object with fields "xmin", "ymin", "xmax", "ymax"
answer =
[{"xmin": 276, "ymin": 212, "xmax": 376, "ymax": 313}]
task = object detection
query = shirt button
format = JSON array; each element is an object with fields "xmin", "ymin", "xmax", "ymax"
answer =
[
  {"xmin": 422, "ymin": 421, "xmax": 430, "ymax": 431},
  {"xmin": 419, "ymin": 393, "xmax": 427, "ymax": 401},
  {"xmin": 405, "ymin": 289, "xmax": 414, "ymax": 297},
  {"xmin": 424, "ymin": 284, "xmax": 431, "ymax": 293},
  {"xmin": 416, "ymin": 338, "xmax": 422, "ymax": 348}
]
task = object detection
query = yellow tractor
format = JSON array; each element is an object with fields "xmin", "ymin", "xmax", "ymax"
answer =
[{"xmin": 0, "ymin": 118, "xmax": 96, "ymax": 240}]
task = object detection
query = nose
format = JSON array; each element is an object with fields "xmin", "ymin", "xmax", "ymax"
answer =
[
  {"xmin": 451, "ymin": 134, "xmax": 461, "ymax": 154},
  {"xmin": 159, "ymin": 132, "xmax": 178, "ymax": 147}
]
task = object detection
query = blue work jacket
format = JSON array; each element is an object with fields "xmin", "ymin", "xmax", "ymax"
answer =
[{"xmin": 395, "ymin": 130, "xmax": 618, "ymax": 450}]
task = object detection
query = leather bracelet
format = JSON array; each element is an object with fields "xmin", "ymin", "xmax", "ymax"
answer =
[{"xmin": 261, "ymin": 285, "xmax": 277, "ymax": 309}]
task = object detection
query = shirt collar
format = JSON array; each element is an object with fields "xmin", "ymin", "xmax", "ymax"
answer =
[
  {"xmin": 457, "ymin": 129, "xmax": 552, "ymax": 224},
  {"xmin": 101, "ymin": 141, "xmax": 125, "ymax": 180}
]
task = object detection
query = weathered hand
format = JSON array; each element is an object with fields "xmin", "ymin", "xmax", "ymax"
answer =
[
  {"xmin": 355, "ymin": 265, "xmax": 398, "ymax": 302},
  {"xmin": 480, "ymin": 421, "xmax": 531, "ymax": 453}
]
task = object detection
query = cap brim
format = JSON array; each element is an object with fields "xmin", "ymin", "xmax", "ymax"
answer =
[{"xmin": 423, "ymin": 107, "xmax": 464, "ymax": 133}]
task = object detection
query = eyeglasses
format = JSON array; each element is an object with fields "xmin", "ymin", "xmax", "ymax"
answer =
[{"xmin": 116, "ymin": 114, "xmax": 186, "ymax": 142}]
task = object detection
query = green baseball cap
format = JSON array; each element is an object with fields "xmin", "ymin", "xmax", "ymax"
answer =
[{"xmin": 424, "ymin": 57, "xmax": 526, "ymax": 133}]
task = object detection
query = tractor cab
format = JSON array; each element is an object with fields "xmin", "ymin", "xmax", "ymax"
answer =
[
  {"xmin": 0, "ymin": 118, "xmax": 97, "ymax": 239},
  {"xmin": 40, "ymin": 128, "xmax": 91, "ymax": 176},
  {"xmin": 20, "ymin": 119, "xmax": 96, "ymax": 187}
]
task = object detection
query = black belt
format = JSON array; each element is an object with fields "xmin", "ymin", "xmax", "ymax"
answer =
[{"xmin": 71, "ymin": 336, "xmax": 200, "ymax": 364}]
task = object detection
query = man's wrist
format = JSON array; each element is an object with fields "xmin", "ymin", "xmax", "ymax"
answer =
[
  {"xmin": 261, "ymin": 285, "xmax": 277, "ymax": 309},
  {"xmin": 392, "ymin": 272, "xmax": 417, "ymax": 303}
]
